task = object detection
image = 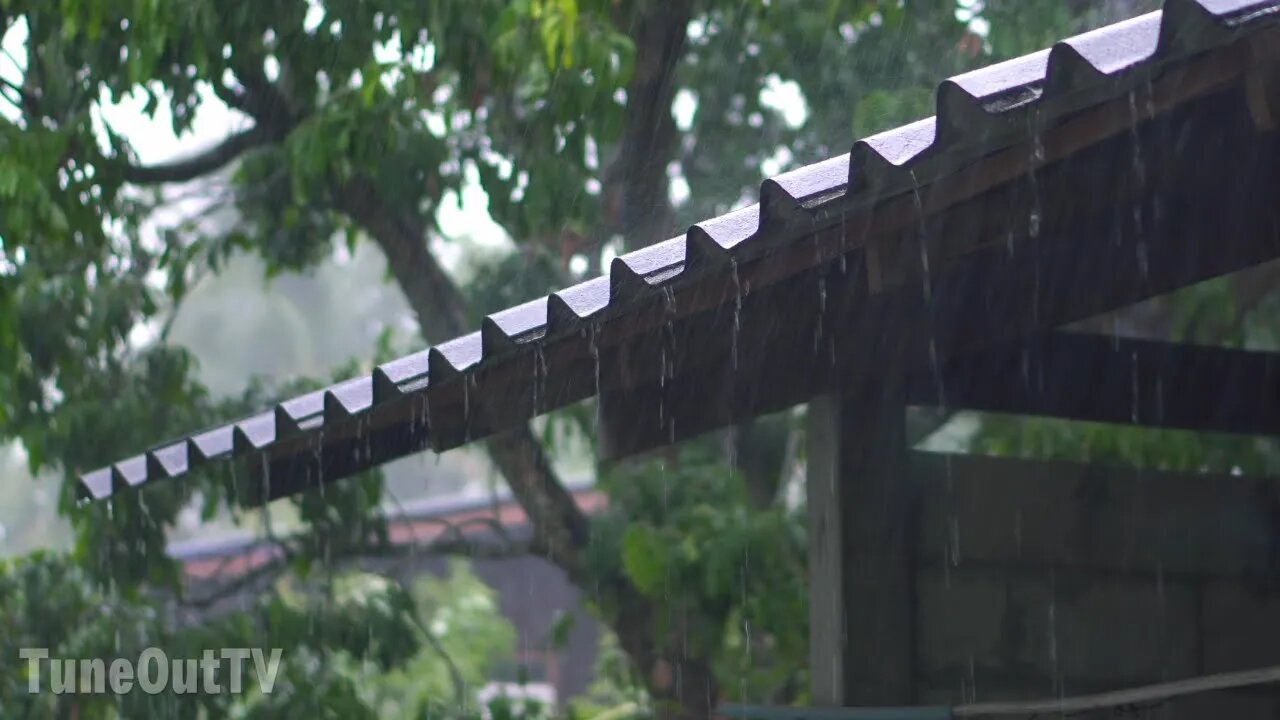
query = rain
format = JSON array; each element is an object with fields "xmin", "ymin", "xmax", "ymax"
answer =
[{"xmin": 4, "ymin": 1, "xmax": 1280, "ymax": 719}]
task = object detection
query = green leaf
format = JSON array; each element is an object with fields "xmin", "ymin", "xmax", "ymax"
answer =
[{"xmin": 620, "ymin": 524, "xmax": 666, "ymax": 595}]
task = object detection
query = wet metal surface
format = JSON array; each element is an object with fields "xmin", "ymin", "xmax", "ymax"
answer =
[{"xmin": 80, "ymin": 0, "xmax": 1280, "ymax": 502}]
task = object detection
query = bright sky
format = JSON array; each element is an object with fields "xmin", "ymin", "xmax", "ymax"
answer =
[{"xmin": 0, "ymin": 15, "xmax": 509, "ymax": 271}]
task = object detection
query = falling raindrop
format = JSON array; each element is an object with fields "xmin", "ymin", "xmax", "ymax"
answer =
[
  {"xmin": 1028, "ymin": 114, "xmax": 1045, "ymax": 326},
  {"xmin": 948, "ymin": 514, "xmax": 961, "ymax": 567},
  {"xmin": 462, "ymin": 376, "xmax": 472, "ymax": 443},
  {"xmin": 814, "ymin": 274, "xmax": 827, "ymax": 353},
  {"xmin": 657, "ymin": 285, "xmax": 678, "ymax": 438},
  {"xmin": 138, "ymin": 488, "xmax": 151, "ymax": 527},
  {"xmin": 908, "ymin": 170, "xmax": 931, "ymax": 304},
  {"xmin": 421, "ymin": 393, "xmax": 434, "ymax": 460},
  {"xmin": 658, "ymin": 342, "xmax": 666, "ymax": 431},
  {"xmin": 532, "ymin": 344, "xmax": 545, "ymax": 416},
  {"xmin": 230, "ymin": 459, "xmax": 239, "ymax": 498},
  {"xmin": 967, "ymin": 655, "xmax": 977, "ymax": 704},
  {"xmin": 729, "ymin": 259, "xmax": 742, "ymax": 371},
  {"xmin": 910, "ymin": 170, "xmax": 947, "ymax": 409},
  {"xmin": 1013, "ymin": 508, "xmax": 1022, "ymax": 558},
  {"xmin": 1049, "ymin": 569, "xmax": 1061, "ymax": 699},
  {"xmin": 587, "ymin": 326, "xmax": 601, "ymax": 397},
  {"xmin": 1131, "ymin": 349, "xmax": 1140, "ymax": 424},
  {"xmin": 315, "ymin": 431, "xmax": 326, "ymax": 497},
  {"xmin": 1128, "ymin": 86, "xmax": 1151, "ymax": 281},
  {"xmin": 260, "ymin": 454, "xmax": 272, "ymax": 502},
  {"xmin": 363, "ymin": 416, "xmax": 372, "ymax": 464}
]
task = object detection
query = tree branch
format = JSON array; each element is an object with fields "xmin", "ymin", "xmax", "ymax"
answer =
[
  {"xmin": 0, "ymin": 75, "xmax": 37, "ymax": 116},
  {"xmin": 334, "ymin": 176, "xmax": 592, "ymax": 577},
  {"xmin": 121, "ymin": 125, "xmax": 272, "ymax": 185},
  {"xmin": 404, "ymin": 594, "xmax": 469, "ymax": 708},
  {"xmin": 181, "ymin": 523, "xmax": 534, "ymax": 611},
  {"xmin": 602, "ymin": 0, "xmax": 695, "ymax": 252}
]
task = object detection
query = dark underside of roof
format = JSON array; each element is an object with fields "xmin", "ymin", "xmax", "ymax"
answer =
[{"xmin": 83, "ymin": 0, "xmax": 1280, "ymax": 502}]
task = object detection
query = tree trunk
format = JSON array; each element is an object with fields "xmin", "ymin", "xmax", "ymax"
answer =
[
  {"xmin": 337, "ymin": 180, "xmax": 718, "ymax": 717},
  {"xmin": 338, "ymin": 1, "xmax": 719, "ymax": 712}
]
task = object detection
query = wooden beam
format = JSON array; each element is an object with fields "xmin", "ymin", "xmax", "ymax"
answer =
[
  {"xmin": 807, "ymin": 382, "xmax": 915, "ymax": 705},
  {"xmin": 596, "ymin": 82, "xmax": 1280, "ymax": 461},
  {"xmin": 905, "ymin": 332, "xmax": 1280, "ymax": 435}
]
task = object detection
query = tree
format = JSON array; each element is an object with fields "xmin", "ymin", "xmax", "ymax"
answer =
[{"xmin": 0, "ymin": 1, "xmax": 1163, "ymax": 717}]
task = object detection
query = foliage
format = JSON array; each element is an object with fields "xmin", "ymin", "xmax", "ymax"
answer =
[
  {"xmin": 356, "ymin": 560, "xmax": 518, "ymax": 717},
  {"xmin": 0, "ymin": 0, "xmax": 1174, "ymax": 715},
  {"xmin": 590, "ymin": 444, "xmax": 808, "ymax": 704},
  {"xmin": 0, "ymin": 552, "xmax": 539, "ymax": 719},
  {"xmin": 0, "ymin": 552, "xmax": 411, "ymax": 718}
]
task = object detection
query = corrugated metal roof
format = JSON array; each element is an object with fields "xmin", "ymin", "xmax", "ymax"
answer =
[{"xmin": 80, "ymin": 0, "xmax": 1280, "ymax": 501}]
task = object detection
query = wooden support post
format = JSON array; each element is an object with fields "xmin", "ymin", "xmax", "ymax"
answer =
[{"xmin": 807, "ymin": 381, "xmax": 914, "ymax": 706}]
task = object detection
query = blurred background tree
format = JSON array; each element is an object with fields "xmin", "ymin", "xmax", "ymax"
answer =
[{"xmin": 1, "ymin": 0, "xmax": 1232, "ymax": 717}]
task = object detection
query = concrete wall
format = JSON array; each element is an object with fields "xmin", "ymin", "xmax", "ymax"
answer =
[{"xmin": 908, "ymin": 452, "xmax": 1280, "ymax": 715}]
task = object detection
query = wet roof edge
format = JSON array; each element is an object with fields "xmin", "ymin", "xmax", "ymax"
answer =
[{"xmin": 81, "ymin": 0, "xmax": 1280, "ymax": 501}]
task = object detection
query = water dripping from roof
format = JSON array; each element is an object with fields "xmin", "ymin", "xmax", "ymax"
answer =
[
  {"xmin": 532, "ymin": 344, "xmax": 545, "ymax": 417},
  {"xmin": 315, "ymin": 430, "xmax": 326, "ymax": 499},
  {"xmin": 814, "ymin": 274, "xmax": 827, "ymax": 354},
  {"xmin": 419, "ymin": 393, "xmax": 433, "ymax": 476},
  {"xmin": 1128, "ymin": 85, "xmax": 1154, "ymax": 284},
  {"xmin": 1028, "ymin": 114, "xmax": 1046, "ymax": 327},
  {"xmin": 948, "ymin": 514, "xmax": 961, "ymax": 568},
  {"xmin": 910, "ymin": 169, "xmax": 947, "ymax": 410},
  {"xmin": 229, "ymin": 459, "xmax": 239, "ymax": 501},
  {"xmin": 1049, "ymin": 568, "xmax": 1061, "ymax": 700},
  {"xmin": 138, "ymin": 486, "xmax": 152, "ymax": 529},
  {"xmin": 1131, "ymin": 349, "xmax": 1141, "ymax": 425},
  {"xmin": 729, "ymin": 259, "xmax": 742, "ymax": 371},
  {"xmin": 586, "ymin": 326, "xmax": 602, "ymax": 434},
  {"xmin": 658, "ymin": 334, "xmax": 667, "ymax": 433},
  {"xmin": 1029, "ymin": 129, "xmax": 1045, "ymax": 241},
  {"xmin": 462, "ymin": 376, "xmax": 472, "ymax": 443},
  {"xmin": 352, "ymin": 416, "xmax": 363, "ymax": 465},
  {"xmin": 260, "ymin": 454, "xmax": 272, "ymax": 503},
  {"xmin": 586, "ymin": 326, "xmax": 601, "ymax": 396},
  {"xmin": 660, "ymin": 285, "xmax": 678, "ymax": 442},
  {"xmin": 409, "ymin": 393, "xmax": 418, "ymax": 437}
]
